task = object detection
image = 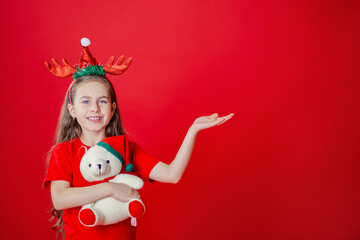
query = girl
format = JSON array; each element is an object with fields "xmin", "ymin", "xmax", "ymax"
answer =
[{"xmin": 44, "ymin": 40, "xmax": 233, "ymax": 240}]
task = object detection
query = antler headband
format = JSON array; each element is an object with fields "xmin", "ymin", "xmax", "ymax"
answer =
[
  {"xmin": 45, "ymin": 38, "xmax": 132, "ymax": 79},
  {"xmin": 45, "ymin": 38, "xmax": 132, "ymax": 103}
]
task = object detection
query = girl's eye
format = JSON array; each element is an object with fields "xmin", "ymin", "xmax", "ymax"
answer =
[
  {"xmin": 106, "ymin": 160, "xmax": 110, "ymax": 164},
  {"xmin": 82, "ymin": 100, "xmax": 90, "ymax": 104},
  {"xmin": 89, "ymin": 164, "xmax": 92, "ymax": 167},
  {"xmin": 99, "ymin": 100, "xmax": 108, "ymax": 104}
]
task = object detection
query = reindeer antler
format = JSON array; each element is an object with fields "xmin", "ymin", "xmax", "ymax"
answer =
[
  {"xmin": 103, "ymin": 55, "xmax": 132, "ymax": 75},
  {"xmin": 44, "ymin": 58, "xmax": 77, "ymax": 78},
  {"xmin": 45, "ymin": 38, "xmax": 132, "ymax": 78}
]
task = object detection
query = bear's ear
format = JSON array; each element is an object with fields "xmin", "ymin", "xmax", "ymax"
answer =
[
  {"xmin": 78, "ymin": 146, "xmax": 88, "ymax": 158},
  {"xmin": 82, "ymin": 146, "xmax": 88, "ymax": 153}
]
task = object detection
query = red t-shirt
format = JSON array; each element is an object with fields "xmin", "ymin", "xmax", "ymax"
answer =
[{"xmin": 44, "ymin": 136, "xmax": 160, "ymax": 240}]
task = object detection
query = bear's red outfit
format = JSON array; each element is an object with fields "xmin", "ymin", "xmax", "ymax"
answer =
[{"xmin": 44, "ymin": 136, "xmax": 160, "ymax": 240}]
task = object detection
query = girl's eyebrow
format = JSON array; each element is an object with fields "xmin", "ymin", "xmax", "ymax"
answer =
[{"xmin": 79, "ymin": 96, "xmax": 109, "ymax": 99}]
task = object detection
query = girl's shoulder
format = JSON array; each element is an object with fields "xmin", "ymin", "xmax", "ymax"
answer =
[{"xmin": 51, "ymin": 138, "xmax": 82, "ymax": 154}]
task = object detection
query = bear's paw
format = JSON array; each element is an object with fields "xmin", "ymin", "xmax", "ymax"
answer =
[
  {"xmin": 79, "ymin": 208, "xmax": 97, "ymax": 226},
  {"xmin": 128, "ymin": 200, "xmax": 145, "ymax": 218}
]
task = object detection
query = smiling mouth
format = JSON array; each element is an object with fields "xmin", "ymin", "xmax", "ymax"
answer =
[{"xmin": 87, "ymin": 116, "xmax": 103, "ymax": 122}]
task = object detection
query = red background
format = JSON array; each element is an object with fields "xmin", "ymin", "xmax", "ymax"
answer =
[{"xmin": 1, "ymin": 0, "xmax": 360, "ymax": 239}]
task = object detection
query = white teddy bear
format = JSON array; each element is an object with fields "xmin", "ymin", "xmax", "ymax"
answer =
[{"xmin": 78, "ymin": 136, "xmax": 145, "ymax": 227}]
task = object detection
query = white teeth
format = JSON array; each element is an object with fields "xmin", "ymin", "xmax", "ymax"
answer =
[{"xmin": 88, "ymin": 117, "xmax": 101, "ymax": 120}]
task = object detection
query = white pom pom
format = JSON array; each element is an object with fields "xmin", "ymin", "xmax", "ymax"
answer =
[{"xmin": 81, "ymin": 38, "xmax": 91, "ymax": 47}]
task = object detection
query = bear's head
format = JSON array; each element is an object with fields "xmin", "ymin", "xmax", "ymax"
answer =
[
  {"xmin": 80, "ymin": 145, "xmax": 122, "ymax": 182},
  {"xmin": 79, "ymin": 136, "xmax": 132, "ymax": 182}
]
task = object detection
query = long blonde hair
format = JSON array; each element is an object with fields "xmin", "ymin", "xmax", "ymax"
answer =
[{"xmin": 49, "ymin": 75, "xmax": 126, "ymax": 238}]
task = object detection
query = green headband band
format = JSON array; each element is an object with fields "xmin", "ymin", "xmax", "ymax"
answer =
[{"xmin": 73, "ymin": 65, "xmax": 106, "ymax": 80}]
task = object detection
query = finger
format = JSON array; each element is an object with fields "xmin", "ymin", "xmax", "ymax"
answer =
[
  {"xmin": 207, "ymin": 113, "xmax": 218, "ymax": 119},
  {"xmin": 132, "ymin": 189, "xmax": 139, "ymax": 195},
  {"xmin": 215, "ymin": 119, "xmax": 228, "ymax": 126},
  {"xmin": 218, "ymin": 113, "xmax": 234, "ymax": 120},
  {"xmin": 106, "ymin": 56, "xmax": 115, "ymax": 65},
  {"xmin": 215, "ymin": 115, "xmax": 234, "ymax": 126},
  {"xmin": 131, "ymin": 191, "xmax": 140, "ymax": 199},
  {"xmin": 214, "ymin": 117, "xmax": 226, "ymax": 125},
  {"xmin": 202, "ymin": 113, "xmax": 218, "ymax": 120},
  {"xmin": 225, "ymin": 113, "xmax": 235, "ymax": 118}
]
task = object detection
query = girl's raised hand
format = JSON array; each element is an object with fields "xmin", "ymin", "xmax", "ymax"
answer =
[
  {"xmin": 191, "ymin": 113, "xmax": 234, "ymax": 132},
  {"xmin": 149, "ymin": 113, "xmax": 234, "ymax": 183}
]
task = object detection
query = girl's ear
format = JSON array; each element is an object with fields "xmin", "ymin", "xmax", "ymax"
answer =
[
  {"xmin": 68, "ymin": 104, "xmax": 76, "ymax": 118},
  {"xmin": 112, "ymin": 102, "xmax": 116, "ymax": 116}
]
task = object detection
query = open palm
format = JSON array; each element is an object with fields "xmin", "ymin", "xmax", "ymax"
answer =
[{"xmin": 192, "ymin": 113, "xmax": 234, "ymax": 132}]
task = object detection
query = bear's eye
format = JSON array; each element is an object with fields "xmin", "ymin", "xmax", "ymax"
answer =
[
  {"xmin": 106, "ymin": 160, "xmax": 110, "ymax": 164},
  {"xmin": 89, "ymin": 164, "xmax": 92, "ymax": 167}
]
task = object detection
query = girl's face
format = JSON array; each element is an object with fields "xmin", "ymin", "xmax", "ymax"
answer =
[{"xmin": 68, "ymin": 80, "xmax": 116, "ymax": 136}]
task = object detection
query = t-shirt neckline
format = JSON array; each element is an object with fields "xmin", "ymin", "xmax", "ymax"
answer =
[{"xmin": 78, "ymin": 138, "xmax": 91, "ymax": 148}]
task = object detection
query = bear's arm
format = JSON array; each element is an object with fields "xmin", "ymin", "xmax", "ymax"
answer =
[{"xmin": 109, "ymin": 174, "xmax": 144, "ymax": 190}]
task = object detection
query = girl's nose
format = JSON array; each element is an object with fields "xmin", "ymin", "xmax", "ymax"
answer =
[{"xmin": 90, "ymin": 103, "xmax": 100, "ymax": 112}]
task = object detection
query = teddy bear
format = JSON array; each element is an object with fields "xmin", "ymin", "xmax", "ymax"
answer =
[{"xmin": 78, "ymin": 136, "xmax": 146, "ymax": 227}]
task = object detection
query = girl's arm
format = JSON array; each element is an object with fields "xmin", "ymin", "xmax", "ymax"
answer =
[
  {"xmin": 51, "ymin": 180, "xmax": 140, "ymax": 210},
  {"xmin": 149, "ymin": 113, "xmax": 234, "ymax": 183}
]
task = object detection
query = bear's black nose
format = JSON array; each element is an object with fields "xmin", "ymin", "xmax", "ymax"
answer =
[{"xmin": 97, "ymin": 164, "xmax": 102, "ymax": 169}]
